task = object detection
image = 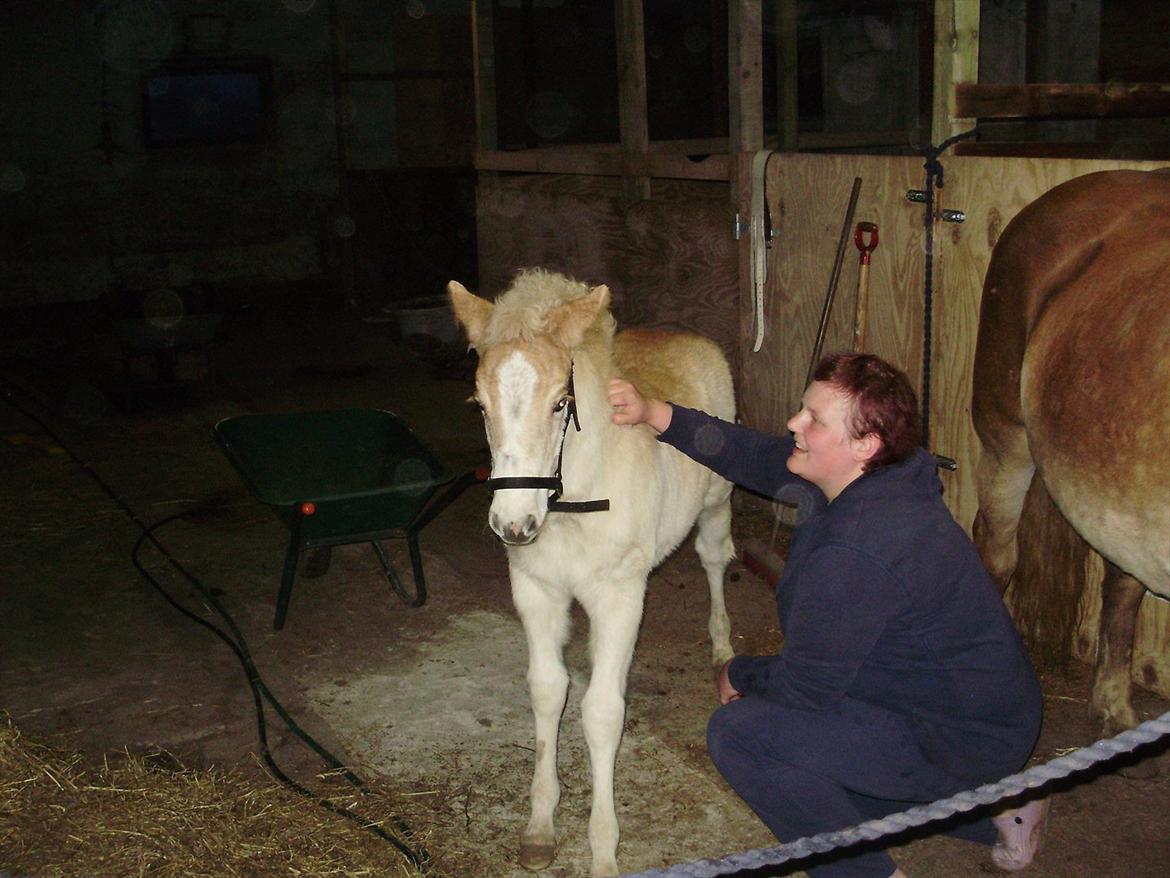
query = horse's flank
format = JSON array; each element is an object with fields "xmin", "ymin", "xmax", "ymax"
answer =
[{"xmin": 973, "ymin": 169, "xmax": 1170, "ymax": 736}]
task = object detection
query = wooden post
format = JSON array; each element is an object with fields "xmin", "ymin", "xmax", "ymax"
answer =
[
  {"xmin": 774, "ymin": 0, "xmax": 798, "ymax": 152},
  {"xmin": 472, "ymin": 0, "xmax": 497, "ymax": 151},
  {"xmin": 615, "ymin": 0, "xmax": 650, "ymax": 201},
  {"xmin": 729, "ymin": 0, "xmax": 764, "ymax": 385},
  {"xmin": 931, "ymin": 0, "xmax": 980, "ymax": 146}
]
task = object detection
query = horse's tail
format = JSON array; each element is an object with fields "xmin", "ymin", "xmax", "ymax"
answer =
[{"xmin": 1009, "ymin": 473, "xmax": 1092, "ymax": 670}]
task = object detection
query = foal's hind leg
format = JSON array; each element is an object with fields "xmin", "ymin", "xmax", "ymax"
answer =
[
  {"xmin": 1092, "ymin": 563, "xmax": 1145, "ymax": 736},
  {"xmin": 511, "ymin": 570, "xmax": 572, "ymax": 871},
  {"xmin": 695, "ymin": 496, "xmax": 736, "ymax": 667}
]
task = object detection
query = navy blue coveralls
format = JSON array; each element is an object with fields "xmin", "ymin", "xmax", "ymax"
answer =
[{"xmin": 658, "ymin": 405, "xmax": 1042, "ymax": 878}]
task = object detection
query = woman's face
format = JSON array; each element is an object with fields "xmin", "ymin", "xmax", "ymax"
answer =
[{"xmin": 785, "ymin": 381, "xmax": 873, "ymax": 501}]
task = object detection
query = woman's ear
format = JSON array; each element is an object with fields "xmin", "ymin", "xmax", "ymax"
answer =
[{"xmin": 852, "ymin": 432, "xmax": 881, "ymax": 464}]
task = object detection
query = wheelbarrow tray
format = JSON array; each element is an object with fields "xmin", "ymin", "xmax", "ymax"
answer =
[{"xmin": 213, "ymin": 409, "xmax": 456, "ymax": 628}]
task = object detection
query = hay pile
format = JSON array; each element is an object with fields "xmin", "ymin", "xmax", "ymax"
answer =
[{"xmin": 0, "ymin": 714, "xmax": 428, "ymax": 877}]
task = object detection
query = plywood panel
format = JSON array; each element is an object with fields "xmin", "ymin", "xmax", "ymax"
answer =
[
  {"xmin": 742, "ymin": 152, "xmax": 1168, "ymax": 696},
  {"xmin": 475, "ymin": 175, "xmax": 738, "ymax": 363},
  {"xmin": 740, "ymin": 154, "xmax": 928, "ymax": 440}
]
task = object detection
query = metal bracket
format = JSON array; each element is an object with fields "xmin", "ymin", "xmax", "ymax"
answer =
[
  {"xmin": 906, "ymin": 191, "xmax": 965, "ymax": 222},
  {"xmin": 733, "ymin": 212, "xmax": 747, "ymax": 241}
]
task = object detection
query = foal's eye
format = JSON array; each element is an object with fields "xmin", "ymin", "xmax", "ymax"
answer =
[{"xmin": 553, "ymin": 396, "xmax": 572, "ymax": 413}]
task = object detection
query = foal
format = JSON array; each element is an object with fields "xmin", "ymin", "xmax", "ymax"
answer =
[{"xmin": 449, "ymin": 269, "xmax": 736, "ymax": 877}]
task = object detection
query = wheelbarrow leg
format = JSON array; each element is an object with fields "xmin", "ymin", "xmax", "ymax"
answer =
[
  {"xmin": 370, "ymin": 540, "xmax": 425, "ymax": 608},
  {"xmin": 275, "ymin": 531, "xmax": 302, "ymax": 630},
  {"xmin": 406, "ymin": 529, "xmax": 428, "ymax": 607},
  {"xmin": 274, "ymin": 540, "xmax": 299, "ymax": 627}
]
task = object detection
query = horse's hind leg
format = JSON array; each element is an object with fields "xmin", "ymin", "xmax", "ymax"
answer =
[
  {"xmin": 511, "ymin": 571, "xmax": 572, "ymax": 871},
  {"xmin": 695, "ymin": 495, "xmax": 736, "ymax": 667},
  {"xmin": 579, "ymin": 580, "xmax": 645, "ymax": 877},
  {"xmin": 972, "ymin": 420, "xmax": 1035, "ymax": 592},
  {"xmin": 1092, "ymin": 563, "xmax": 1145, "ymax": 736}
]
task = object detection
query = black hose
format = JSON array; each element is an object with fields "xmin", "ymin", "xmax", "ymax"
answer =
[{"xmin": 0, "ymin": 381, "xmax": 429, "ymax": 870}]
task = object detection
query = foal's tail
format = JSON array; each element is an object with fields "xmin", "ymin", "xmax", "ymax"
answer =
[{"xmin": 1010, "ymin": 474, "xmax": 1092, "ymax": 670}]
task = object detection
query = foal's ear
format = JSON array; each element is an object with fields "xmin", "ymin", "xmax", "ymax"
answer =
[
  {"xmin": 549, "ymin": 284, "xmax": 610, "ymax": 349},
  {"xmin": 447, "ymin": 280, "xmax": 493, "ymax": 348}
]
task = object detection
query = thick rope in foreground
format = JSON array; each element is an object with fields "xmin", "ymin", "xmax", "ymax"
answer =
[{"xmin": 621, "ymin": 710, "xmax": 1170, "ymax": 878}]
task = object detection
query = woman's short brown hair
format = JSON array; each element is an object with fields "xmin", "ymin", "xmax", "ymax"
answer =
[{"xmin": 813, "ymin": 352, "xmax": 922, "ymax": 471}]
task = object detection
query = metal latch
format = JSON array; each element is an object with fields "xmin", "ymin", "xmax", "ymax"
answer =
[
  {"xmin": 734, "ymin": 212, "xmax": 778, "ymax": 243},
  {"xmin": 906, "ymin": 191, "xmax": 966, "ymax": 222}
]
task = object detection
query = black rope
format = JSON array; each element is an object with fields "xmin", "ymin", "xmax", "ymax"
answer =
[
  {"xmin": 919, "ymin": 127, "xmax": 979, "ymax": 447},
  {"xmin": 0, "ymin": 381, "xmax": 428, "ymax": 870}
]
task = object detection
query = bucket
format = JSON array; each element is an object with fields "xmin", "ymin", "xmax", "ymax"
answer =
[{"xmin": 387, "ymin": 295, "xmax": 459, "ymax": 346}]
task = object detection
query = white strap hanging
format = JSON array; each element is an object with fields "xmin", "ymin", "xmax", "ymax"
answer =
[{"xmin": 750, "ymin": 150, "xmax": 775, "ymax": 353}]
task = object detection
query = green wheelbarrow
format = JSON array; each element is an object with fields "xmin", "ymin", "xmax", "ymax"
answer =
[{"xmin": 213, "ymin": 409, "xmax": 483, "ymax": 630}]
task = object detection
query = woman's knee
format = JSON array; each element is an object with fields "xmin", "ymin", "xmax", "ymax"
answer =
[{"xmin": 706, "ymin": 700, "xmax": 758, "ymax": 772}]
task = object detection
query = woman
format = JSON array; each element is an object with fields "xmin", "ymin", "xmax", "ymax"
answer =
[{"xmin": 608, "ymin": 352, "xmax": 1047, "ymax": 878}]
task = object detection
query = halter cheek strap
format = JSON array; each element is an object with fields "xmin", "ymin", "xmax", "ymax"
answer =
[{"xmin": 483, "ymin": 363, "xmax": 611, "ymax": 514}]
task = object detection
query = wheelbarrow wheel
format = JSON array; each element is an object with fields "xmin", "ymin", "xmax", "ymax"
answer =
[{"xmin": 300, "ymin": 546, "xmax": 332, "ymax": 578}]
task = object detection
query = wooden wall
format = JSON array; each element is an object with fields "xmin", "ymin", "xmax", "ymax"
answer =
[
  {"xmin": 742, "ymin": 152, "xmax": 1169, "ymax": 696},
  {"xmin": 474, "ymin": 174, "xmax": 740, "ymax": 367}
]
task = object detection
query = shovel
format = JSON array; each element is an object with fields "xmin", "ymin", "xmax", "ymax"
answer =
[{"xmin": 852, "ymin": 221, "xmax": 879, "ymax": 351}]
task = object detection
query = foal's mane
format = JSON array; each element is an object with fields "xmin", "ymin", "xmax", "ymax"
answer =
[{"xmin": 481, "ymin": 268, "xmax": 616, "ymax": 349}]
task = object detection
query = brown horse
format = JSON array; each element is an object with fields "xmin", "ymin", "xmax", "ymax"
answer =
[{"xmin": 972, "ymin": 169, "xmax": 1170, "ymax": 738}]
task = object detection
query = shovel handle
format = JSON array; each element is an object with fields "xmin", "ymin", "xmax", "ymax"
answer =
[{"xmin": 853, "ymin": 222, "xmax": 879, "ymax": 351}]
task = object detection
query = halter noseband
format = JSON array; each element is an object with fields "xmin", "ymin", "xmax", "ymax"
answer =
[{"xmin": 483, "ymin": 363, "xmax": 610, "ymax": 514}]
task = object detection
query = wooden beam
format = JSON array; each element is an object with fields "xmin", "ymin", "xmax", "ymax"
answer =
[
  {"xmin": 615, "ymin": 0, "xmax": 650, "ymax": 200},
  {"xmin": 472, "ymin": 0, "xmax": 497, "ymax": 151},
  {"xmin": 774, "ymin": 0, "xmax": 798, "ymax": 152},
  {"xmin": 340, "ymin": 70, "xmax": 471, "ymax": 82},
  {"xmin": 956, "ymin": 82, "xmax": 1170, "ymax": 120},
  {"xmin": 474, "ymin": 149, "xmax": 730, "ymax": 181},
  {"xmin": 931, "ymin": 0, "xmax": 980, "ymax": 145},
  {"xmin": 953, "ymin": 140, "xmax": 1170, "ymax": 160},
  {"xmin": 795, "ymin": 130, "xmax": 912, "ymax": 150},
  {"xmin": 728, "ymin": 0, "xmax": 764, "ymax": 156},
  {"xmin": 513, "ymin": 137, "xmax": 730, "ymax": 156}
]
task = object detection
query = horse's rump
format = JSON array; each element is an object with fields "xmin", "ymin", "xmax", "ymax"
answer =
[
  {"xmin": 976, "ymin": 169, "xmax": 1170, "ymax": 674},
  {"xmin": 1020, "ymin": 175, "xmax": 1170, "ymax": 591}
]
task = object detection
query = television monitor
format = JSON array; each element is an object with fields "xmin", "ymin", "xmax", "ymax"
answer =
[{"xmin": 142, "ymin": 57, "xmax": 275, "ymax": 147}]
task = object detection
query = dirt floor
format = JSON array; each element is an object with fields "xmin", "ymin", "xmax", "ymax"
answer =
[{"xmin": 2, "ymin": 288, "xmax": 1168, "ymax": 877}]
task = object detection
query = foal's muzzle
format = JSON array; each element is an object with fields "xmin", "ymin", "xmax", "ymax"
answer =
[{"xmin": 491, "ymin": 511, "xmax": 540, "ymax": 545}]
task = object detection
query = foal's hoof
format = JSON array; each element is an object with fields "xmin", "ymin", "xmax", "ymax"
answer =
[{"xmin": 519, "ymin": 841, "xmax": 556, "ymax": 871}]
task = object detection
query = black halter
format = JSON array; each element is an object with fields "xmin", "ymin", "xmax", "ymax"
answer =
[{"xmin": 483, "ymin": 364, "xmax": 611, "ymax": 514}]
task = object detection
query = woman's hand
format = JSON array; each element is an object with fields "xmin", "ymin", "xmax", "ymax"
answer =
[
  {"xmin": 716, "ymin": 659, "xmax": 742, "ymax": 705},
  {"xmin": 608, "ymin": 378, "xmax": 673, "ymax": 433}
]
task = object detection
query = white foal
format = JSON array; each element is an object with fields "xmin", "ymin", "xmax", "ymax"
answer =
[{"xmin": 450, "ymin": 269, "xmax": 736, "ymax": 877}]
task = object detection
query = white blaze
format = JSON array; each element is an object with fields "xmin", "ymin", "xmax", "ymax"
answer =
[{"xmin": 495, "ymin": 350, "xmax": 539, "ymax": 458}]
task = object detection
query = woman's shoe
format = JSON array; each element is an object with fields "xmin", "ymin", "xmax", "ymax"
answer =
[{"xmin": 991, "ymin": 797, "xmax": 1050, "ymax": 871}]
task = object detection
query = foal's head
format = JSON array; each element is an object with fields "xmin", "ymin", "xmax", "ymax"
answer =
[{"xmin": 449, "ymin": 272, "xmax": 611, "ymax": 545}]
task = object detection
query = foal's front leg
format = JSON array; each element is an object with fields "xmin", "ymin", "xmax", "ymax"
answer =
[
  {"xmin": 579, "ymin": 579, "xmax": 645, "ymax": 878},
  {"xmin": 512, "ymin": 571, "xmax": 572, "ymax": 871}
]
